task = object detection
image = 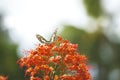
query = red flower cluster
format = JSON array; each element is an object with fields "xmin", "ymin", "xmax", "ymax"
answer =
[{"xmin": 18, "ymin": 36, "xmax": 91, "ymax": 80}]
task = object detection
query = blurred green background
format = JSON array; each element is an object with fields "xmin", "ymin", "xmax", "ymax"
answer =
[
  {"xmin": 0, "ymin": 0, "xmax": 120, "ymax": 80},
  {"xmin": 0, "ymin": 14, "xmax": 24, "ymax": 79}
]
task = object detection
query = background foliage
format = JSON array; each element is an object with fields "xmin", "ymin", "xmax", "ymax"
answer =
[{"xmin": 0, "ymin": 14, "xmax": 24, "ymax": 80}]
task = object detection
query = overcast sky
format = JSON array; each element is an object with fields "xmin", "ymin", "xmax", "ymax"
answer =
[{"xmin": 0, "ymin": 0, "xmax": 120, "ymax": 56}]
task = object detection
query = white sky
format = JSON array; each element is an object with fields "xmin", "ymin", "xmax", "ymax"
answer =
[{"xmin": 0, "ymin": 0, "xmax": 120, "ymax": 56}]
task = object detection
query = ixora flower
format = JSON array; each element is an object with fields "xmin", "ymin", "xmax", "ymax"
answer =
[
  {"xmin": 0, "ymin": 75, "xmax": 8, "ymax": 80},
  {"xmin": 17, "ymin": 35, "xmax": 91, "ymax": 80}
]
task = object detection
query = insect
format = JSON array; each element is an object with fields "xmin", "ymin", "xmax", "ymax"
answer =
[{"xmin": 36, "ymin": 28, "xmax": 58, "ymax": 44}]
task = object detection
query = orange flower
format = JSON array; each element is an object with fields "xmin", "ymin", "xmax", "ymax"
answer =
[
  {"xmin": 0, "ymin": 75, "xmax": 7, "ymax": 80},
  {"xmin": 44, "ymin": 75, "xmax": 50, "ymax": 80},
  {"xmin": 18, "ymin": 36, "xmax": 91, "ymax": 80},
  {"xmin": 30, "ymin": 76, "xmax": 42, "ymax": 80}
]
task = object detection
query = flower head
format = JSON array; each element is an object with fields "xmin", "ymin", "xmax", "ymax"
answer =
[{"xmin": 18, "ymin": 36, "xmax": 91, "ymax": 80}]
